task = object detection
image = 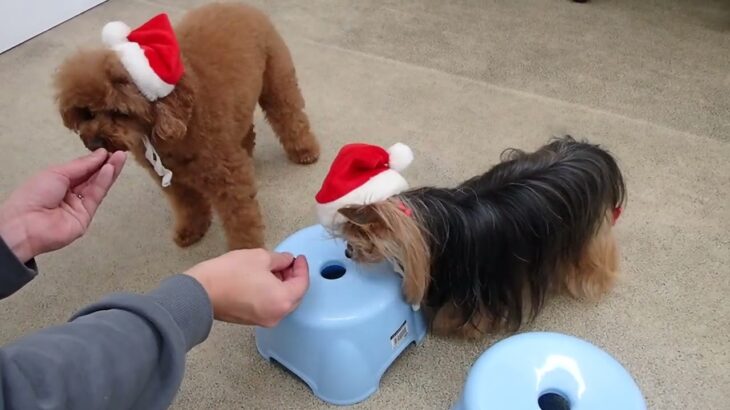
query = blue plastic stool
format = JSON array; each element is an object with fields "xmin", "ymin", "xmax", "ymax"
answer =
[
  {"xmin": 254, "ymin": 224, "xmax": 428, "ymax": 406},
  {"xmin": 453, "ymin": 332, "xmax": 646, "ymax": 410}
]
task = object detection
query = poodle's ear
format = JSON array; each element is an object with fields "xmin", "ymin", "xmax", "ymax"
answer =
[
  {"xmin": 152, "ymin": 79, "xmax": 194, "ymax": 141},
  {"xmin": 58, "ymin": 106, "xmax": 85, "ymax": 132}
]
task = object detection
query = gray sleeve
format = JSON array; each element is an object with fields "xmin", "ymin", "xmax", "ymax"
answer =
[
  {"xmin": 0, "ymin": 237, "xmax": 38, "ymax": 299},
  {"xmin": 0, "ymin": 274, "xmax": 213, "ymax": 410}
]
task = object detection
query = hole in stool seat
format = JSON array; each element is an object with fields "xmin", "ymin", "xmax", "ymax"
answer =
[
  {"xmin": 320, "ymin": 262, "xmax": 346, "ymax": 280},
  {"xmin": 538, "ymin": 392, "xmax": 571, "ymax": 410}
]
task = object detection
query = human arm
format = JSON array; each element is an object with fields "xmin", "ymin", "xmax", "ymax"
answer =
[
  {"xmin": 0, "ymin": 236, "xmax": 38, "ymax": 300},
  {"xmin": 0, "ymin": 250, "xmax": 309, "ymax": 410},
  {"xmin": 0, "ymin": 274, "xmax": 212, "ymax": 410}
]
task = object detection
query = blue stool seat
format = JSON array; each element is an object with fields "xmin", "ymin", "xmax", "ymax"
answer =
[
  {"xmin": 255, "ymin": 224, "xmax": 428, "ymax": 406},
  {"xmin": 454, "ymin": 332, "xmax": 646, "ymax": 410}
]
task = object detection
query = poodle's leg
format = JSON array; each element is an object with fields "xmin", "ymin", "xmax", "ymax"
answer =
[
  {"xmin": 208, "ymin": 157, "xmax": 265, "ymax": 250},
  {"xmin": 259, "ymin": 30, "xmax": 320, "ymax": 165},
  {"xmin": 242, "ymin": 124, "xmax": 256, "ymax": 156},
  {"xmin": 164, "ymin": 183, "xmax": 213, "ymax": 248}
]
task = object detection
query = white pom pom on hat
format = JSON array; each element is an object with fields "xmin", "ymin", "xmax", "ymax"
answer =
[
  {"xmin": 387, "ymin": 142, "xmax": 414, "ymax": 172},
  {"xmin": 101, "ymin": 21, "xmax": 131, "ymax": 47}
]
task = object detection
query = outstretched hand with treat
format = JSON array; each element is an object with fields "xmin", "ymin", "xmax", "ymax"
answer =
[{"xmin": 0, "ymin": 149, "xmax": 126, "ymax": 263}]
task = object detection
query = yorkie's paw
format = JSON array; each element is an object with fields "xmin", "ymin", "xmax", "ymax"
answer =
[{"xmin": 403, "ymin": 286, "xmax": 424, "ymax": 308}]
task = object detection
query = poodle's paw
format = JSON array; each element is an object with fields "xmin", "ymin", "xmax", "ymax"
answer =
[
  {"xmin": 290, "ymin": 149, "xmax": 319, "ymax": 165},
  {"xmin": 173, "ymin": 218, "xmax": 211, "ymax": 248},
  {"xmin": 286, "ymin": 136, "xmax": 320, "ymax": 165},
  {"xmin": 227, "ymin": 230, "xmax": 265, "ymax": 251}
]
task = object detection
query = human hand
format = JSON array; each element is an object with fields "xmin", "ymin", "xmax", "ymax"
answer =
[
  {"xmin": 0, "ymin": 149, "xmax": 126, "ymax": 263},
  {"xmin": 185, "ymin": 249, "xmax": 310, "ymax": 327}
]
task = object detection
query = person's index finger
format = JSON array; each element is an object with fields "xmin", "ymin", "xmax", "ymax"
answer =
[
  {"xmin": 283, "ymin": 255, "xmax": 310, "ymax": 300},
  {"xmin": 53, "ymin": 149, "xmax": 109, "ymax": 187},
  {"xmin": 106, "ymin": 151, "xmax": 127, "ymax": 183},
  {"xmin": 79, "ymin": 163, "xmax": 115, "ymax": 218},
  {"xmin": 269, "ymin": 251, "xmax": 295, "ymax": 271}
]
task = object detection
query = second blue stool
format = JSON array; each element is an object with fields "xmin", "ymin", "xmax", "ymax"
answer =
[{"xmin": 453, "ymin": 332, "xmax": 646, "ymax": 410}]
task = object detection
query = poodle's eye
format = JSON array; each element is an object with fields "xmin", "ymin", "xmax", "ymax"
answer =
[
  {"xmin": 111, "ymin": 76, "xmax": 130, "ymax": 86},
  {"xmin": 79, "ymin": 108, "xmax": 95, "ymax": 120},
  {"xmin": 111, "ymin": 109, "xmax": 128, "ymax": 118}
]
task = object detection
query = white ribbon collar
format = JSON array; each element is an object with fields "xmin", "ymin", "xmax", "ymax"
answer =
[{"xmin": 142, "ymin": 135, "xmax": 173, "ymax": 187}]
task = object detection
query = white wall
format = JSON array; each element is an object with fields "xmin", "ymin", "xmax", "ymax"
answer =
[{"xmin": 0, "ymin": 0, "xmax": 108, "ymax": 54}]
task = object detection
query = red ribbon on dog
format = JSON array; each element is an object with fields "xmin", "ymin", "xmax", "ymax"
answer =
[
  {"xmin": 396, "ymin": 200, "xmax": 412, "ymax": 217},
  {"xmin": 612, "ymin": 207, "xmax": 622, "ymax": 225}
]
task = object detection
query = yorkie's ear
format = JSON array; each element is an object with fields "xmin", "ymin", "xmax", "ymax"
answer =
[{"xmin": 338, "ymin": 204, "xmax": 383, "ymax": 226}]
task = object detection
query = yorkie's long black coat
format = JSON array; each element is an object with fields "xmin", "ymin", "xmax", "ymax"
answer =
[{"xmin": 338, "ymin": 136, "xmax": 626, "ymax": 337}]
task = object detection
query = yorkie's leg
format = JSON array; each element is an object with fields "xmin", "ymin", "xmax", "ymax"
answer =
[
  {"xmin": 431, "ymin": 303, "xmax": 489, "ymax": 340},
  {"xmin": 164, "ymin": 183, "xmax": 212, "ymax": 248},
  {"xmin": 208, "ymin": 158, "xmax": 265, "ymax": 250},
  {"xmin": 402, "ymin": 272, "xmax": 428, "ymax": 308},
  {"xmin": 259, "ymin": 30, "xmax": 319, "ymax": 165},
  {"xmin": 564, "ymin": 218, "xmax": 619, "ymax": 300}
]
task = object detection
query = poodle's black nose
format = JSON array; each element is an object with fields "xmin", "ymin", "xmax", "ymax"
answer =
[{"xmin": 86, "ymin": 137, "xmax": 105, "ymax": 151}]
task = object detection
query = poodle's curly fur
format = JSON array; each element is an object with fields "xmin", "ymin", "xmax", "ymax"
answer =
[{"xmin": 53, "ymin": 3, "xmax": 320, "ymax": 250}]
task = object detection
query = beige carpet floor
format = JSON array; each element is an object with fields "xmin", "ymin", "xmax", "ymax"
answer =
[{"xmin": 1, "ymin": 0, "xmax": 728, "ymax": 409}]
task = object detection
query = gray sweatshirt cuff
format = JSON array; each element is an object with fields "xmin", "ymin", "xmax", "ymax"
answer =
[
  {"xmin": 147, "ymin": 274, "xmax": 214, "ymax": 351},
  {"xmin": 0, "ymin": 236, "xmax": 38, "ymax": 299}
]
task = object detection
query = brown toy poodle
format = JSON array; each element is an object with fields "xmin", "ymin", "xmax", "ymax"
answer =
[{"xmin": 53, "ymin": 3, "xmax": 320, "ymax": 250}]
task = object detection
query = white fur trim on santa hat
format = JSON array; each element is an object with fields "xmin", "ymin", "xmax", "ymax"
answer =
[
  {"xmin": 109, "ymin": 42, "xmax": 174, "ymax": 101},
  {"xmin": 102, "ymin": 21, "xmax": 131, "ymax": 47},
  {"xmin": 317, "ymin": 169, "xmax": 409, "ymax": 229},
  {"xmin": 387, "ymin": 143, "xmax": 413, "ymax": 172}
]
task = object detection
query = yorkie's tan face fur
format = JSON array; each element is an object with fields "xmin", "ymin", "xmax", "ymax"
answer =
[
  {"xmin": 337, "ymin": 200, "xmax": 431, "ymax": 306},
  {"xmin": 341, "ymin": 219, "xmax": 388, "ymax": 264}
]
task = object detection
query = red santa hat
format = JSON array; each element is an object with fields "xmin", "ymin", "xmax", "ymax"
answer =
[
  {"xmin": 315, "ymin": 142, "xmax": 414, "ymax": 228},
  {"xmin": 101, "ymin": 13, "xmax": 184, "ymax": 101}
]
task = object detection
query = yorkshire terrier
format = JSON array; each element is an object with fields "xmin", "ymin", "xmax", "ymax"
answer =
[{"xmin": 335, "ymin": 136, "xmax": 626, "ymax": 339}]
